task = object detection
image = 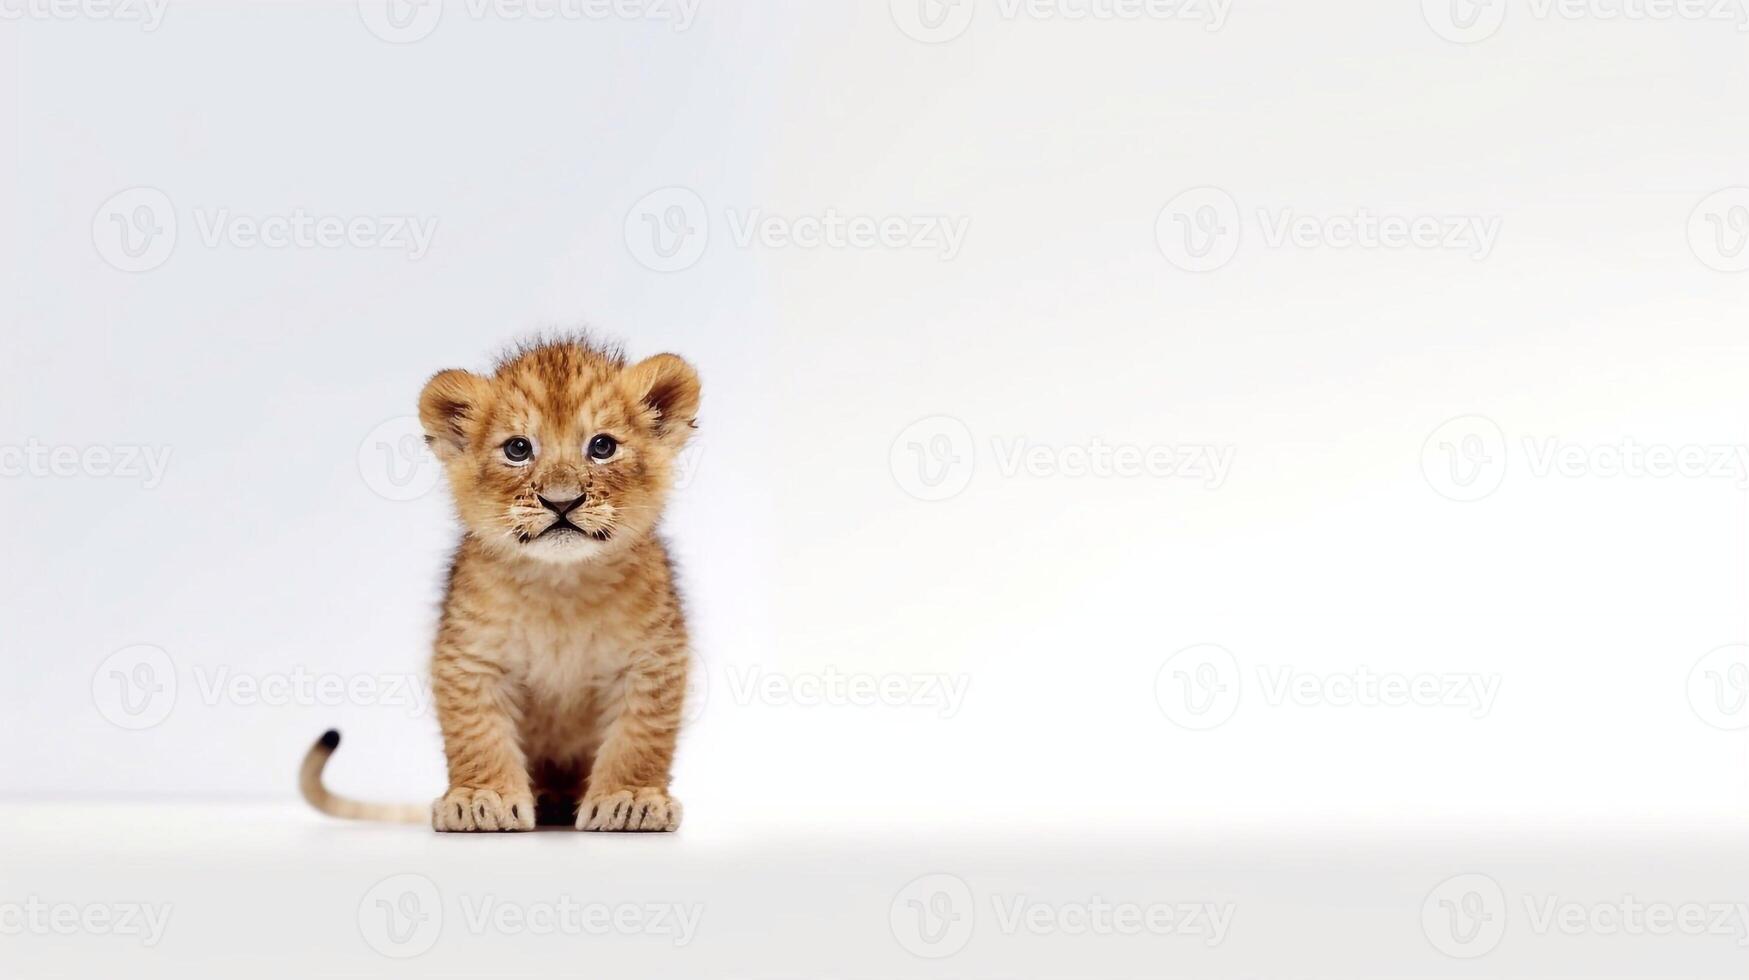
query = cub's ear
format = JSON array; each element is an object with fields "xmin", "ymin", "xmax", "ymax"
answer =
[
  {"xmin": 625, "ymin": 354, "xmax": 700, "ymax": 445},
  {"xmin": 418, "ymin": 369, "xmax": 490, "ymax": 460}
]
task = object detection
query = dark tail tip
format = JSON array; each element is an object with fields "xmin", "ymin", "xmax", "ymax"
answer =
[{"xmin": 320, "ymin": 729, "xmax": 341, "ymax": 750}]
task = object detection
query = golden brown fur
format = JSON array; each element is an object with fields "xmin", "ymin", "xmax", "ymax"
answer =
[{"xmin": 302, "ymin": 337, "xmax": 699, "ymax": 832}]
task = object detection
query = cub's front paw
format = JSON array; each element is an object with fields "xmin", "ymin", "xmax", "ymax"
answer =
[
  {"xmin": 577, "ymin": 788, "xmax": 681, "ymax": 832},
  {"xmin": 432, "ymin": 787, "xmax": 536, "ymax": 832}
]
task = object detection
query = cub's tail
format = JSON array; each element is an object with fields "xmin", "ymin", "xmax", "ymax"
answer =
[{"xmin": 300, "ymin": 730, "xmax": 428, "ymax": 824}]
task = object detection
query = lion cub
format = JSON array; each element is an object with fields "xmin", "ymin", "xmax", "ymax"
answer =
[{"xmin": 302, "ymin": 337, "xmax": 699, "ymax": 832}]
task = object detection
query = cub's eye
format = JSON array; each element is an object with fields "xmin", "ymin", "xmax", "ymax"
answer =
[
  {"xmin": 587, "ymin": 434, "xmax": 618, "ymax": 461},
  {"xmin": 502, "ymin": 437, "xmax": 534, "ymax": 464}
]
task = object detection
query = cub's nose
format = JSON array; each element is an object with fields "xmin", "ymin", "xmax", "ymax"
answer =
[{"xmin": 537, "ymin": 494, "xmax": 585, "ymax": 515}]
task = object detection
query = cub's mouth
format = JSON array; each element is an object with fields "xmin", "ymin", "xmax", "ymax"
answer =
[{"xmin": 530, "ymin": 518, "xmax": 611, "ymax": 543}]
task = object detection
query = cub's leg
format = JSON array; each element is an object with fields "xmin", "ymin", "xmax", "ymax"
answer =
[
  {"xmin": 431, "ymin": 652, "xmax": 536, "ymax": 832},
  {"xmin": 577, "ymin": 652, "xmax": 686, "ymax": 832}
]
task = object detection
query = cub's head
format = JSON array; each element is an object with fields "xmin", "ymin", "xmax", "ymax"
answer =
[{"xmin": 418, "ymin": 338, "xmax": 699, "ymax": 565}]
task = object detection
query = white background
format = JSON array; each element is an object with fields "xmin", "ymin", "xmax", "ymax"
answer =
[{"xmin": 3, "ymin": 2, "xmax": 1749, "ymax": 975}]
